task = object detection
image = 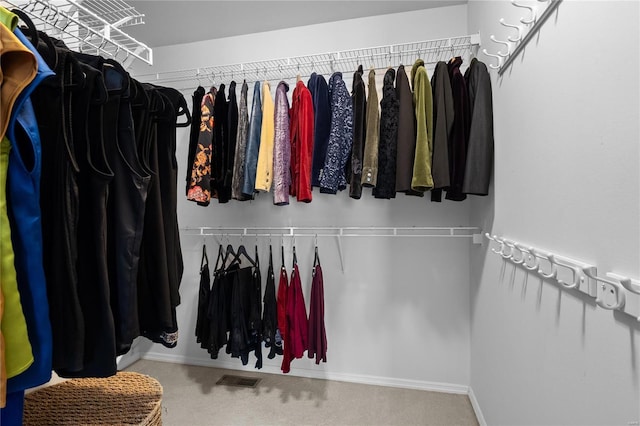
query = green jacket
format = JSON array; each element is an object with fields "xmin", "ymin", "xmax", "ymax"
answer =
[{"xmin": 411, "ymin": 59, "xmax": 434, "ymax": 191}]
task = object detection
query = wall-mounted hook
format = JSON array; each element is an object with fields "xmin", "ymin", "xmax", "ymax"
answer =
[
  {"xmin": 583, "ymin": 268, "xmax": 627, "ymax": 311},
  {"xmin": 505, "ymin": 240, "xmax": 525, "ymax": 264},
  {"xmin": 511, "ymin": 0, "xmax": 537, "ymax": 25},
  {"xmin": 499, "ymin": 18, "xmax": 523, "ymax": 42},
  {"xmin": 490, "ymin": 35, "xmax": 511, "ymax": 57},
  {"xmin": 553, "ymin": 259, "xmax": 582, "ymax": 290},
  {"xmin": 536, "ymin": 251, "xmax": 557, "ymax": 279},
  {"xmin": 516, "ymin": 244, "xmax": 540, "ymax": 271},
  {"xmin": 482, "ymin": 49, "xmax": 503, "ymax": 70}
]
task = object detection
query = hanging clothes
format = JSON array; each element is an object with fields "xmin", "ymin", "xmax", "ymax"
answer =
[
  {"xmin": 231, "ymin": 81, "xmax": 249, "ymax": 200},
  {"xmin": 242, "ymin": 81, "xmax": 262, "ymax": 198},
  {"xmin": 262, "ymin": 247, "xmax": 282, "ymax": 359},
  {"xmin": 277, "ymin": 249, "xmax": 290, "ymax": 372},
  {"xmin": 185, "ymin": 86, "xmax": 205, "ymax": 195},
  {"xmin": 224, "ymin": 81, "xmax": 238, "ymax": 201},
  {"xmin": 29, "ymin": 31, "xmax": 85, "ymax": 374},
  {"xmin": 394, "ymin": 64, "xmax": 421, "ymax": 196},
  {"xmin": 282, "ymin": 249, "xmax": 308, "ymax": 373},
  {"xmin": 361, "ymin": 68, "xmax": 379, "ymax": 188},
  {"xmin": 320, "ymin": 72, "xmax": 353, "ymax": 194},
  {"xmin": 153, "ymin": 85, "xmax": 189, "ymax": 324},
  {"xmin": 445, "ymin": 56, "xmax": 470, "ymax": 202},
  {"xmin": 187, "ymin": 87, "xmax": 216, "ymax": 205},
  {"xmin": 307, "ymin": 248, "xmax": 327, "ymax": 365},
  {"xmin": 195, "ymin": 245, "xmax": 212, "ymax": 348},
  {"xmin": 0, "ymin": 13, "xmax": 37, "ymax": 409},
  {"xmin": 4, "ymin": 22, "xmax": 54, "ymax": 396},
  {"xmin": 307, "ymin": 73, "xmax": 330, "ymax": 188},
  {"xmin": 255, "ymin": 81, "xmax": 274, "ymax": 192},
  {"xmin": 349, "ymin": 65, "xmax": 366, "ymax": 199},
  {"xmin": 289, "ymin": 79, "xmax": 315, "ymax": 203},
  {"xmin": 272, "ymin": 81, "xmax": 291, "ymax": 205},
  {"xmin": 204, "ymin": 245, "xmax": 229, "ymax": 358},
  {"xmin": 430, "ymin": 61, "xmax": 454, "ymax": 202},
  {"xmin": 374, "ymin": 68, "xmax": 399, "ymax": 199},
  {"xmin": 410, "ymin": 59, "xmax": 434, "ymax": 192},
  {"xmin": 212, "ymin": 84, "xmax": 229, "ymax": 202},
  {"xmin": 463, "ymin": 58, "xmax": 494, "ymax": 196},
  {"xmin": 58, "ymin": 54, "xmax": 115, "ymax": 378}
]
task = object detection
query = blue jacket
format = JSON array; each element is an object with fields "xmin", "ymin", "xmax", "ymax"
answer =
[
  {"xmin": 307, "ymin": 73, "xmax": 330, "ymax": 187},
  {"xmin": 242, "ymin": 81, "xmax": 262, "ymax": 197}
]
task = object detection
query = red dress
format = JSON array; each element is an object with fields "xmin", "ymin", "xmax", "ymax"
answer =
[{"xmin": 307, "ymin": 261, "xmax": 327, "ymax": 364}]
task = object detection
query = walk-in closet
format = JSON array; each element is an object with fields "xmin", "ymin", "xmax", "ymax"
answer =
[{"xmin": 0, "ymin": 1, "xmax": 638, "ymax": 425}]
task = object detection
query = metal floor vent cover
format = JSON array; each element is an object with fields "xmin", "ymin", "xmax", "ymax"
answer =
[{"xmin": 216, "ymin": 375, "xmax": 261, "ymax": 388}]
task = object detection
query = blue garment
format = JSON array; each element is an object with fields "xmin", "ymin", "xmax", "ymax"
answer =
[
  {"xmin": 1, "ymin": 27, "xmax": 54, "ymax": 426},
  {"xmin": 319, "ymin": 72, "xmax": 353, "ymax": 194},
  {"xmin": 242, "ymin": 81, "xmax": 262, "ymax": 197},
  {"xmin": 307, "ymin": 73, "xmax": 330, "ymax": 187},
  {"xmin": 6, "ymin": 28, "xmax": 54, "ymax": 392}
]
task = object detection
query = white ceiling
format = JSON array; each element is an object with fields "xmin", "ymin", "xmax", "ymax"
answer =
[{"xmin": 125, "ymin": 1, "xmax": 467, "ymax": 48}]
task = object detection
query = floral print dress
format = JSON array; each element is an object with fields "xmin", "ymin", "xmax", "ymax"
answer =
[{"xmin": 187, "ymin": 88, "xmax": 216, "ymax": 205}]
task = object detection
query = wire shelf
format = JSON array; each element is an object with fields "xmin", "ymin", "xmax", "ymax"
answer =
[
  {"xmin": 1, "ymin": 0, "xmax": 152, "ymax": 66},
  {"xmin": 135, "ymin": 34, "xmax": 480, "ymax": 89}
]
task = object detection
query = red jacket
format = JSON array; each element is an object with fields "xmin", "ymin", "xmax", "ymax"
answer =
[
  {"xmin": 281, "ymin": 262, "xmax": 308, "ymax": 373},
  {"xmin": 289, "ymin": 80, "xmax": 314, "ymax": 202}
]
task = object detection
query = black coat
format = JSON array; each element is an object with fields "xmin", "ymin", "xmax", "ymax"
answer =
[
  {"xmin": 463, "ymin": 58, "xmax": 494, "ymax": 196},
  {"xmin": 374, "ymin": 68, "xmax": 399, "ymax": 199},
  {"xmin": 430, "ymin": 61, "xmax": 454, "ymax": 202},
  {"xmin": 349, "ymin": 65, "xmax": 366, "ymax": 199},
  {"xmin": 212, "ymin": 84, "xmax": 230, "ymax": 202},
  {"xmin": 445, "ymin": 57, "xmax": 470, "ymax": 202},
  {"xmin": 394, "ymin": 65, "xmax": 422, "ymax": 196}
]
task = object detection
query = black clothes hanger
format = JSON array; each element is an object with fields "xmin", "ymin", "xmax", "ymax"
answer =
[
  {"xmin": 292, "ymin": 245, "xmax": 298, "ymax": 268},
  {"xmin": 281, "ymin": 245, "xmax": 285, "ymax": 270},
  {"xmin": 228, "ymin": 244, "xmax": 256, "ymax": 268},
  {"xmin": 200, "ymin": 244, "xmax": 209, "ymax": 270},
  {"xmin": 223, "ymin": 243, "xmax": 236, "ymax": 266}
]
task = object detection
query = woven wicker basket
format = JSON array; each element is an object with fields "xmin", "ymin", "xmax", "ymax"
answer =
[{"xmin": 23, "ymin": 372, "xmax": 163, "ymax": 425}]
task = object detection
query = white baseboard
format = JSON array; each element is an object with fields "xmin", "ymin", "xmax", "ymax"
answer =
[
  {"xmin": 468, "ymin": 386, "xmax": 487, "ymax": 426},
  {"xmin": 138, "ymin": 351, "xmax": 469, "ymax": 395}
]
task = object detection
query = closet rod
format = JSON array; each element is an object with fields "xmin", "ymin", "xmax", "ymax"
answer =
[
  {"xmin": 183, "ymin": 226, "xmax": 482, "ymax": 239},
  {"xmin": 135, "ymin": 34, "xmax": 481, "ymax": 88}
]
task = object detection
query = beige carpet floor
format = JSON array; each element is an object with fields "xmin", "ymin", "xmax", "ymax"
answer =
[{"xmin": 126, "ymin": 359, "xmax": 478, "ymax": 426}]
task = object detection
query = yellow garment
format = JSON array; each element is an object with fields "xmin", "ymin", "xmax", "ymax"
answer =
[
  {"xmin": 1, "ymin": 138, "xmax": 34, "ymax": 380},
  {"xmin": 0, "ymin": 6, "xmax": 19, "ymax": 31},
  {"xmin": 255, "ymin": 81, "xmax": 275, "ymax": 192},
  {"xmin": 411, "ymin": 59, "xmax": 434, "ymax": 191},
  {"xmin": 1, "ymin": 22, "xmax": 37, "ymax": 140}
]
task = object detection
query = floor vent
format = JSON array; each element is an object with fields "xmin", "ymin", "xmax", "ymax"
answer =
[{"xmin": 216, "ymin": 375, "xmax": 261, "ymax": 388}]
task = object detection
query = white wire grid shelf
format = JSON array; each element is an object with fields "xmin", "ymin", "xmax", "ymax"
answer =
[
  {"xmin": 1, "ymin": 0, "xmax": 152, "ymax": 66},
  {"xmin": 136, "ymin": 34, "xmax": 481, "ymax": 89}
]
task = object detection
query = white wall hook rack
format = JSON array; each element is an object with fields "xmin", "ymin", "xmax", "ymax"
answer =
[
  {"xmin": 184, "ymin": 226, "xmax": 482, "ymax": 273},
  {"xmin": 1, "ymin": 0, "xmax": 153, "ymax": 67},
  {"xmin": 485, "ymin": 233, "xmax": 640, "ymax": 323},
  {"xmin": 483, "ymin": 0, "xmax": 562, "ymax": 75}
]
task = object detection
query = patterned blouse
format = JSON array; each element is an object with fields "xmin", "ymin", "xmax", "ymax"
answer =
[
  {"xmin": 187, "ymin": 88, "xmax": 216, "ymax": 205},
  {"xmin": 319, "ymin": 72, "xmax": 353, "ymax": 194}
]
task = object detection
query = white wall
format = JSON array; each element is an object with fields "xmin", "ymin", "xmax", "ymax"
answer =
[
  {"xmin": 468, "ymin": 1, "xmax": 640, "ymax": 424},
  {"xmin": 131, "ymin": 5, "xmax": 477, "ymax": 392}
]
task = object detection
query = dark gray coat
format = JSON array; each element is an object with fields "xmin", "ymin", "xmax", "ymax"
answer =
[
  {"xmin": 430, "ymin": 61, "xmax": 454, "ymax": 202},
  {"xmin": 463, "ymin": 58, "xmax": 494, "ymax": 195}
]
